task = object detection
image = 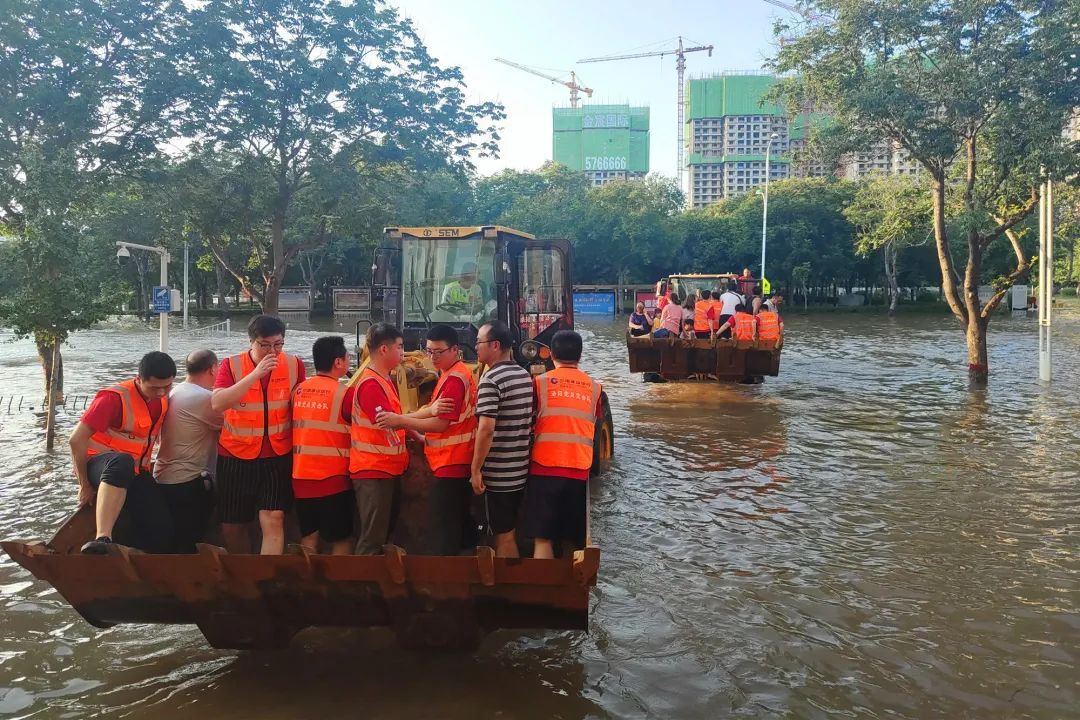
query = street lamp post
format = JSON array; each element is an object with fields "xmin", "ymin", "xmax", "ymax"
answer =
[
  {"xmin": 116, "ymin": 241, "xmax": 170, "ymax": 353},
  {"xmin": 760, "ymin": 132, "xmax": 779, "ymax": 289},
  {"xmin": 183, "ymin": 238, "xmax": 189, "ymax": 330}
]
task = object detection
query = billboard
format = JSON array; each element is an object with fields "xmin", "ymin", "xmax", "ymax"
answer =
[
  {"xmin": 332, "ymin": 287, "xmax": 371, "ymax": 312},
  {"xmin": 278, "ymin": 287, "xmax": 311, "ymax": 311},
  {"xmin": 635, "ymin": 290, "xmax": 657, "ymax": 312},
  {"xmin": 573, "ymin": 291, "xmax": 616, "ymax": 315}
]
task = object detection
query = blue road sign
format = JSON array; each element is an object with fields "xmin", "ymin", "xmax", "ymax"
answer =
[{"xmin": 152, "ymin": 286, "xmax": 171, "ymax": 313}]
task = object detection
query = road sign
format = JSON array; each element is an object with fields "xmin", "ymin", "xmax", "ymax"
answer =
[
  {"xmin": 762, "ymin": 277, "xmax": 772, "ymax": 294},
  {"xmin": 152, "ymin": 286, "xmax": 171, "ymax": 313}
]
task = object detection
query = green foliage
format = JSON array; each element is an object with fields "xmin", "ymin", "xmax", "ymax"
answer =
[
  {"xmin": 181, "ymin": 0, "xmax": 504, "ymax": 311},
  {"xmin": 0, "ymin": 0, "xmax": 188, "ymax": 350},
  {"xmin": 772, "ymin": 0, "xmax": 1080, "ymax": 374},
  {"xmin": 845, "ymin": 174, "xmax": 931, "ymax": 257}
]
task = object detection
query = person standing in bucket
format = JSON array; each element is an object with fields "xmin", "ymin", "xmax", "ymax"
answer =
[
  {"xmin": 350, "ymin": 323, "xmax": 410, "ymax": 555},
  {"xmin": 153, "ymin": 349, "xmax": 222, "ymax": 553},
  {"xmin": 375, "ymin": 324, "xmax": 474, "ymax": 555},
  {"xmin": 211, "ymin": 314, "xmax": 305, "ymax": 555},
  {"xmin": 526, "ymin": 330, "xmax": 602, "ymax": 559},
  {"xmin": 291, "ymin": 336, "xmax": 356, "ymax": 555},
  {"xmin": 469, "ymin": 320, "xmax": 534, "ymax": 558},
  {"xmin": 70, "ymin": 351, "xmax": 176, "ymax": 554}
]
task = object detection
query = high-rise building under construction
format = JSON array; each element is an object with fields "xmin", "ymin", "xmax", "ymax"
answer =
[
  {"xmin": 685, "ymin": 73, "xmax": 920, "ymax": 208},
  {"xmin": 552, "ymin": 104, "xmax": 650, "ymax": 186}
]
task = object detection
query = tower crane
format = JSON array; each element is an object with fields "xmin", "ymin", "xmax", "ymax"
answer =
[
  {"xmin": 579, "ymin": 37, "xmax": 713, "ymax": 192},
  {"xmin": 494, "ymin": 57, "xmax": 593, "ymax": 108}
]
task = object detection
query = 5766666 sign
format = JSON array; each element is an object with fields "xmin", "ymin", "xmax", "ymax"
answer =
[{"xmin": 584, "ymin": 156, "xmax": 628, "ymax": 171}]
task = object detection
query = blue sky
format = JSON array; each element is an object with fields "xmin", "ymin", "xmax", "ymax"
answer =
[{"xmin": 393, "ymin": 0, "xmax": 791, "ymax": 178}]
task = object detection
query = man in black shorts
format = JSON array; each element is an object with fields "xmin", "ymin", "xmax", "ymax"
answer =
[
  {"xmin": 525, "ymin": 330, "xmax": 601, "ymax": 559},
  {"xmin": 211, "ymin": 315, "xmax": 305, "ymax": 554},
  {"xmin": 291, "ymin": 336, "xmax": 355, "ymax": 555},
  {"xmin": 470, "ymin": 320, "xmax": 535, "ymax": 557}
]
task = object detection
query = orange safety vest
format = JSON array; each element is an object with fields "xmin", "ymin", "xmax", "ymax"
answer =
[
  {"xmin": 424, "ymin": 360, "xmax": 478, "ymax": 472},
  {"xmin": 733, "ymin": 313, "xmax": 756, "ymax": 341},
  {"xmin": 693, "ymin": 301, "xmax": 713, "ymax": 333},
  {"xmin": 219, "ymin": 351, "xmax": 299, "ymax": 460},
  {"xmin": 349, "ymin": 367, "xmax": 409, "ymax": 477},
  {"xmin": 757, "ymin": 311, "xmax": 780, "ymax": 341},
  {"xmin": 531, "ymin": 367, "xmax": 601, "ymax": 472},
  {"xmin": 291, "ymin": 375, "xmax": 350, "ymax": 481},
  {"xmin": 86, "ymin": 379, "xmax": 169, "ymax": 473}
]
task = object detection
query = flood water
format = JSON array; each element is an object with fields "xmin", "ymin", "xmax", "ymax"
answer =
[{"xmin": 1, "ymin": 310, "xmax": 1077, "ymax": 719}]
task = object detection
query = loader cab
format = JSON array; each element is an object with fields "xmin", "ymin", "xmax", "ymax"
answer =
[
  {"xmin": 664, "ymin": 273, "xmax": 739, "ymax": 301},
  {"xmin": 358, "ymin": 226, "xmax": 573, "ymax": 369}
]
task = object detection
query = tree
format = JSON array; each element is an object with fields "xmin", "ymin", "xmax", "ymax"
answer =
[
  {"xmin": 0, "ymin": 0, "xmax": 187, "ymax": 445},
  {"xmin": 844, "ymin": 174, "xmax": 932, "ymax": 313},
  {"xmin": 187, "ymin": 0, "xmax": 503, "ymax": 313},
  {"xmin": 773, "ymin": 0, "xmax": 1080, "ymax": 381}
]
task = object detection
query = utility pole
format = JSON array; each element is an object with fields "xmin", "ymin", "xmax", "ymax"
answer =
[
  {"xmin": 579, "ymin": 36, "xmax": 714, "ymax": 194},
  {"xmin": 1039, "ymin": 180, "xmax": 1053, "ymax": 382},
  {"xmin": 183, "ymin": 238, "xmax": 189, "ymax": 330},
  {"xmin": 761, "ymin": 133, "xmax": 778, "ymax": 286}
]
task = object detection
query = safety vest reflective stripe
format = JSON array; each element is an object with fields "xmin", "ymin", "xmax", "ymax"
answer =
[
  {"xmin": 293, "ymin": 445, "xmax": 349, "ymax": 457},
  {"xmin": 349, "ymin": 369, "xmax": 408, "ymax": 476},
  {"xmin": 85, "ymin": 378, "xmax": 168, "ymax": 472},
  {"xmin": 535, "ymin": 406, "xmax": 597, "ymax": 422},
  {"xmin": 425, "ymin": 432, "xmax": 476, "ymax": 448},
  {"xmin": 534, "ymin": 432, "xmax": 593, "ymax": 447},
  {"xmin": 219, "ymin": 351, "xmax": 299, "ymax": 459},
  {"xmin": 222, "ymin": 421, "xmax": 291, "ymax": 437},
  {"xmin": 292, "ymin": 418, "xmax": 349, "ymax": 432},
  {"xmin": 423, "ymin": 363, "xmax": 478, "ymax": 471}
]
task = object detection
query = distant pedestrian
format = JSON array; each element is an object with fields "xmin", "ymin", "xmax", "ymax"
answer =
[
  {"xmin": 526, "ymin": 330, "xmax": 601, "ymax": 559},
  {"xmin": 470, "ymin": 320, "xmax": 534, "ymax": 557},
  {"xmin": 154, "ymin": 349, "xmax": 222, "ymax": 553}
]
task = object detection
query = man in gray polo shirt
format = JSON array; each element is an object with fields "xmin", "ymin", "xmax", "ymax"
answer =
[
  {"xmin": 154, "ymin": 349, "xmax": 222, "ymax": 552},
  {"xmin": 470, "ymin": 320, "xmax": 534, "ymax": 557}
]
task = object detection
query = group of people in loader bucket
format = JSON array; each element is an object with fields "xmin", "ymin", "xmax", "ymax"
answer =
[
  {"xmin": 628, "ymin": 268, "xmax": 784, "ymax": 347},
  {"xmin": 69, "ymin": 315, "xmax": 602, "ymax": 561}
]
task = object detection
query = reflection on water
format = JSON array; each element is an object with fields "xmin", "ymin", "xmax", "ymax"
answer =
[{"xmin": 2, "ymin": 311, "xmax": 1078, "ymax": 718}]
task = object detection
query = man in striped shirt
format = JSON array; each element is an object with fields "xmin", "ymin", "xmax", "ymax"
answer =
[{"xmin": 470, "ymin": 320, "xmax": 534, "ymax": 557}]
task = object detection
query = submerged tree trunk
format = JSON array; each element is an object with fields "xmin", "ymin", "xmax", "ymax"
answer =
[
  {"xmin": 884, "ymin": 241, "xmax": 900, "ymax": 315},
  {"xmin": 36, "ymin": 336, "xmax": 63, "ymax": 450}
]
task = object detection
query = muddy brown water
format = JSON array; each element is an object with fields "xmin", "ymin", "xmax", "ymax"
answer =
[{"xmin": 0, "ymin": 311, "xmax": 1077, "ymax": 719}]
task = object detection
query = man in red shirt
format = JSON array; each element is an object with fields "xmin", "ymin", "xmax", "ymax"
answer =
[
  {"xmin": 211, "ymin": 315, "xmax": 305, "ymax": 554},
  {"xmin": 291, "ymin": 336, "xmax": 355, "ymax": 555},
  {"xmin": 69, "ymin": 352, "xmax": 176, "ymax": 554},
  {"xmin": 376, "ymin": 324, "xmax": 471, "ymax": 555}
]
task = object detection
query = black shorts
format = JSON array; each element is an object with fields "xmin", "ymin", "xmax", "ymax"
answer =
[
  {"xmin": 295, "ymin": 490, "xmax": 354, "ymax": 543},
  {"xmin": 718, "ymin": 315, "xmax": 733, "ymax": 338},
  {"xmin": 159, "ymin": 476, "xmax": 212, "ymax": 553},
  {"xmin": 524, "ymin": 475, "xmax": 586, "ymax": 546},
  {"xmin": 215, "ymin": 454, "xmax": 293, "ymax": 523},
  {"xmin": 479, "ymin": 489, "xmax": 524, "ymax": 535}
]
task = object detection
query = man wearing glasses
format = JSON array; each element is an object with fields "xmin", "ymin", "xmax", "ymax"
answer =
[
  {"xmin": 211, "ymin": 314, "xmax": 305, "ymax": 554},
  {"xmin": 376, "ymin": 324, "xmax": 476, "ymax": 555}
]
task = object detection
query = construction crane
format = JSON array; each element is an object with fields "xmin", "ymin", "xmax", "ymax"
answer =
[
  {"xmin": 579, "ymin": 37, "xmax": 713, "ymax": 191},
  {"xmin": 494, "ymin": 57, "xmax": 593, "ymax": 108}
]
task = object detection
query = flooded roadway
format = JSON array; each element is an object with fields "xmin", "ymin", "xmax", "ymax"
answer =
[{"xmin": 1, "ymin": 310, "xmax": 1077, "ymax": 718}]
